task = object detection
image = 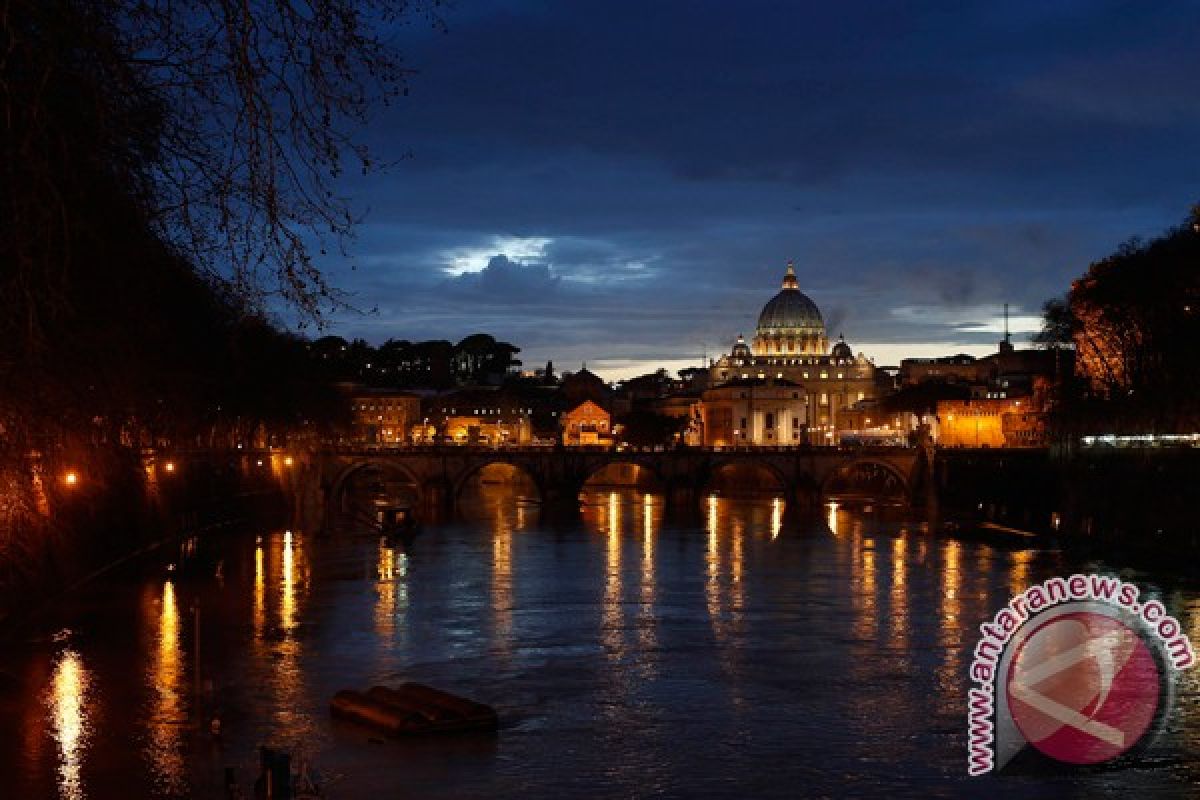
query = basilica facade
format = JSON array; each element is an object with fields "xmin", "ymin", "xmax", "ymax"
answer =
[{"xmin": 699, "ymin": 262, "xmax": 878, "ymax": 446}]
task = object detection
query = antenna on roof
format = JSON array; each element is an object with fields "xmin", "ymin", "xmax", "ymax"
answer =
[{"xmin": 999, "ymin": 303, "xmax": 1015, "ymax": 354}]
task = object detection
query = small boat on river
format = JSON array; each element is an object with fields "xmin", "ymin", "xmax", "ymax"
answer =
[
  {"xmin": 941, "ymin": 515, "xmax": 1057, "ymax": 549},
  {"xmin": 377, "ymin": 506, "xmax": 419, "ymax": 540}
]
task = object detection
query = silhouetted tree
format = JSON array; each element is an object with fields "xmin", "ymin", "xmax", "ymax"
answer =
[
  {"xmin": 616, "ymin": 411, "xmax": 688, "ymax": 448},
  {"xmin": 2, "ymin": 0, "xmax": 442, "ymax": 339},
  {"xmin": 1038, "ymin": 207, "xmax": 1200, "ymax": 433}
]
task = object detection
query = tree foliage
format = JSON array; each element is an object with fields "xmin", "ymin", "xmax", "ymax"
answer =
[
  {"xmin": 2, "ymin": 0, "xmax": 440, "ymax": 347},
  {"xmin": 0, "ymin": 0, "xmax": 422, "ymax": 528},
  {"xmin": 616, "ymin": 411, "xmax": 688, "ymax": 448},
  {"xmin": 1039, "ymin": 207, "xmax": 1200, "ymax": 432},
  {"xmin": 311, "ymin": 333, "xmax": 521, "ymax": 388}
]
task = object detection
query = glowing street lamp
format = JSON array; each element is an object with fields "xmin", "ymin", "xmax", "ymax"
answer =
[
  {"xmin": 283, "ymin": 456, "xmax": 294, "ymax": 467},
  {"xmin": 63, "ymin": 470, "xmax": 80, "ymax": 487},
  {"xmin": 164, "ymin": 461, "xmax": 176, "ymax": 474}
]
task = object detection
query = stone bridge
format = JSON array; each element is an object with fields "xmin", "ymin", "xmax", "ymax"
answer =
[{"xmin": 306, "ymin": 445, "xmax": 929, "ymax": 524}]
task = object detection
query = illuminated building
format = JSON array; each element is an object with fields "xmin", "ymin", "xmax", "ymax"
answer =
[
  {"xmin": 702, "ymin": 261, "xmax": 878, "ymax": 444},
  {"xmin": 561, "ymin": 400, "xmax": 613, "ymax": 446},
  {"xmin": 936, "ymin": 399, "xmax": 1011, "ymax": 448},
  {"xmin": 423, "ymin": 388, "xmax": 536, "ymax": 445},
  {"xmin": 698, "ymin": 378, "xmax": 812, "ymax": 446},
  {"xmin": 898, "ymin": 354, "xmax": 985, "ymax": 385},
  {"xmin": 343, "ymin": 385, "xmax": 421, "ymax": 445},
  {"xmin": 937, "ymin": 377, "xmax": 1052, "ymax": 448}
]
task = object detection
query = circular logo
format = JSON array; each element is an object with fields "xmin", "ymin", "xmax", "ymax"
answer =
[{"xmin": 1006, "ymin": 611, "xmax": 1161, "ymax": 765}]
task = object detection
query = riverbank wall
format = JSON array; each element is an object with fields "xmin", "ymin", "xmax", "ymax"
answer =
[
  {"xmin": 935, "ymin": 446, "xmax": 1200, "ymax": 555},
  {"xmin": 0, "ymin": 450, "xmax": 294, "ymax": 626}
]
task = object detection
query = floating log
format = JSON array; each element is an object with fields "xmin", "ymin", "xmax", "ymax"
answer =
[
  {"xmin": 329, "ymin": 690, "xmax": 425, "ymax": 736},
  {"xmin": 397, "ymin": 682, "xmax": 499, "ymax": 729},
  {"xmin": 367, "ymin": 685, "xmax": 497, "ymax": 733},
  {"xmin": 366, "ymin": 685, "xmax": 463, "ymax": 725},
  {"xmin": 977, "ymin": 521, "xmax": 1038, "ymax": 539}
]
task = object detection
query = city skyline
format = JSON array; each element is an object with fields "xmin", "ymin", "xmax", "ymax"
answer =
[{"xmin": 304, "ymin": 1, "xmax": 1200, "ymax": 380}]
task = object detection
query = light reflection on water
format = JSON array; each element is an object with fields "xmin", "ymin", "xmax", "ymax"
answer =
[
  {"xmin": 639, "ymin": 494, "xmax": 658, "ymax": 659},
  {"xmin": 253, "ymin": 543, "xmax": 265, "ymax": 640},
  {"xmin": 143, "ymin": 580, "xmax": 186, "ymax": 796},
  {"xmin": 936, "ymin": 538, "xmax": 966, "ymax": 719},
  {"xmin": 889, "ymin": 534, "xmax": 909, "ymax": 651},
  {"xmin": 48, "ymin": 648, "xmax": 90, "ymax": 800},
  {"xmin": 6, "ymin": 487, "xmax": 1200, "ymax": 798},
  {"xmin": 602, "ymin": 491, "xmax": 624, "ymax": 662},
  {"xmin": 270, "ymin": 529, "xmax": 312, "ymax": 741}
]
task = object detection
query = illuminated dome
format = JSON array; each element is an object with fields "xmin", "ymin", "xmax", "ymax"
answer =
[{"xmin": 752, "ymin": 261, "xmax": 828, "ymax": 356}]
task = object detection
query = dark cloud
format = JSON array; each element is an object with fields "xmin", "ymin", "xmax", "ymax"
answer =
[
  {"xmin": 295, "ymin": 0, "xmax": 1200, "ymax": 377},
  {"xmin": 444, "ymin": 255, "xmax": 560, "ymax": 299}
]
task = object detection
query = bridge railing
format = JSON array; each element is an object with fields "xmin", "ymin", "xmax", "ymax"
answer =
[{"xmin": 321, "ymin": 443, "xmax": 917, "ymax": 456}]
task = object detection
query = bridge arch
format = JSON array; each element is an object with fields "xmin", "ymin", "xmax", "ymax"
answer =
[
  {"xmin": 821, "ymin": 458, "xmax": 911, "ymax": 499},
  {"xmin": 579, "ymin": 458, "xmax": 667, "ymax": 493},
  {"xmin": 702, "ymin": 457, "xmax": 790, "ymax": 497},
  {"xmin": 329, "ymin": 460, "xmax": 422, "ymax": 502},
  {"xmin": 326, "ymin": 459, "xmax": 424, "ymax": 529},
  {"xmin": 452, "ymin": 458, "xmax": 544, "ymax": 506}
]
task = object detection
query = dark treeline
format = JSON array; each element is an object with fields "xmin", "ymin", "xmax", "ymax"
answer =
[
  {"xmin": 1038, "ymin": 207, "xmax": 1200, "ymax": 437},
  {"xmin": 311, "ymin": 333, "xmax": 523, "ymax": 390}
]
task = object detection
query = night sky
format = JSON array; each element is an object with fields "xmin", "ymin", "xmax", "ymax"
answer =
[{"xmin": 315, "ymin": 1, "xmax": 1200, "ymax": 379}]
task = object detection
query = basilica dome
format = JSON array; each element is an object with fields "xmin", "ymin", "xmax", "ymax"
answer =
[{"xmin": 752, "ymin": 262, "xmax": 828, "ymax": 356}]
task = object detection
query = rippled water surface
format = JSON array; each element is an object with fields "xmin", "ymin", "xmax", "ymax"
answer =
[{"xmin": 3, "ymin": 487, "xmax": 1200, "ymax": 798}]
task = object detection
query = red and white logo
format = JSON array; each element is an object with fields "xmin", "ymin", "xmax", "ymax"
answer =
[{"xmin": 1005, "ymin": 611, "xmax": 1161, "ymax": 765}]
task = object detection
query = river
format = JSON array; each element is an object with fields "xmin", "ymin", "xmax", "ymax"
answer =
[{"xmin": 2, "ymin": 485, "xmax": 1199, "ymax": 798}]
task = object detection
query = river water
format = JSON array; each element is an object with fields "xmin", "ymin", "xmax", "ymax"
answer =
[{"xmin": 3, "ymin": 486, "xmax": 1200, "ymax": 798}]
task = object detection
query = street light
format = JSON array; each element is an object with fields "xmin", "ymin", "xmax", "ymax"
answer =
[{"xmin": 63, "ymin": 470, "xmax": 80, "ymax": 487}]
